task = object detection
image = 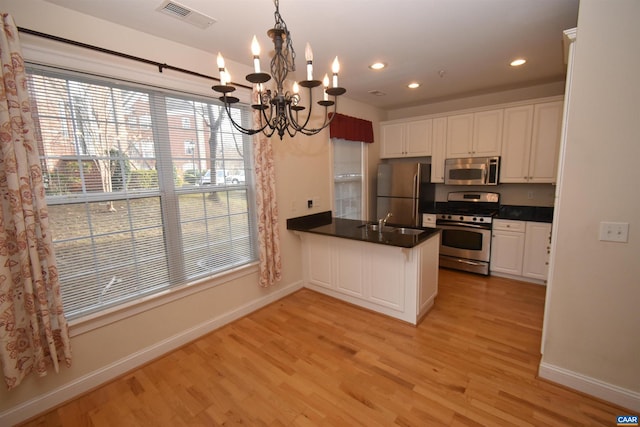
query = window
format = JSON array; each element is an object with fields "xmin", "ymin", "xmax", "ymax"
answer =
[
  {"xmin": 332, "ymin": 138, "xmax": 365, "ymax": 220},
  {"xmin": 26, "ymin": 66, "xmax": 257, "ymax": 321}
]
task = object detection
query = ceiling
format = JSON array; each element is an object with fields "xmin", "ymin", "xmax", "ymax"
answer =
[{"xmin": 43, "ymin": 0, "xmax": 579, "ymax": 110}]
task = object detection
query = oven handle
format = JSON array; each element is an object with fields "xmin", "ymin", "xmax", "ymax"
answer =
[
  {"xmin": 437, "ymin": 221, "xmax": 491, "ymax": 230},
  {"xmin": 455, "ymin": 258, "xmax": 487, "ymax": 267}
]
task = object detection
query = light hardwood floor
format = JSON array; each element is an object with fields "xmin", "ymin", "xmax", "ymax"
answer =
[{"xmin": 21, "ymin": 269, "xmax": 627, "ymax": 426}]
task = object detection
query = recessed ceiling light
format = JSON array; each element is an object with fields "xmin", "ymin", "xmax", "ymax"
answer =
[
  {"xmin": 510, "ymin": 58, "xmax": 527, "ymax": 67},
  {"xmin": 408, "ymin": 82, "xmax": 420, "ymax": 89},
  {"xmin": 369, "ymin": 62, "xmax": 386, "ymax": 70}
]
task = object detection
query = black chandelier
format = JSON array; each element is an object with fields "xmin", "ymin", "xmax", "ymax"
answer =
[{"xmin": 212, "ymin": 0, "xmax": 346, "ymax": 140}]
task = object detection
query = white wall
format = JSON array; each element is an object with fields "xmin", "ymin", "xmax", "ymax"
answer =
[
  {"xmin": 0, "ymin": 0, "xmax": 385, "ymax": 424},
  {"xmin": 540, "ymin": 0, "xmax": 640, "ymax": 411}
]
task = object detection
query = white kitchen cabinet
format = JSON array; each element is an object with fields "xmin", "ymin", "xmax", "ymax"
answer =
[
  {"xmin": 431, "ymin": 117, "xmax": 447, "ymax": 182},
  {"xmin": 500, "ymin": 105, "xmax": 535, "ymax": 182},
  {"xmin": 500, "ymin": 101, "xmax": 563, "ymax": 183},
  {"xmin": 334, "ymin": 238, "xmax": 366, "ymax": 298},
  {"xmin": 299, "ymin": 232, "xmax": 440, "ymax": 324},
  {"xmin": 446, "ymin": 109, "xmax": 503, "ymax": 158},
  {"xmin": 529, "ymin": 101, "xmax": 563, "ymax": 183},
  {"xmin": 490, "ymin": 220, "xmax": 526, "ymax": 276},
  {"xmin": 522, "ymin": 222, "xmax": 552, "ymax": 281},
  {"xmin": 422, "ymin": 213, "xmax": 437, "ymax": 228},
  {"xmin": 490, "ymin": 219, "xmax": 552, "ymax": 284},
  {"xmin": 380, "ymin": 119, "xmax": 432, "ymax": 158}
]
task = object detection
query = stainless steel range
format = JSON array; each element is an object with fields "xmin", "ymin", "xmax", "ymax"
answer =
[{"xmin": 436, "ymin": 191, "xmax": 500, "ymax": 275}]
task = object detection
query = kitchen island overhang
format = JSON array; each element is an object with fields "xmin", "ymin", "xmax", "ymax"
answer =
[{"xmin": 288, "ymin": 211, "xmax": 441, "ymax": 325}]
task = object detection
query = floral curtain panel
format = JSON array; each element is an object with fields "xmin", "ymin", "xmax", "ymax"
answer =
[
  {"xmin": 0, "ymin": 14, "xmax": 71, "ymax": 389},
  {"xmin": 252, "ymin": 90, "xmax": 282, "ymax": 288}
]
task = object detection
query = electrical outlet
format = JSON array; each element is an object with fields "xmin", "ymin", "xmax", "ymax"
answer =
[
  {"xmin": 527, "ymin": 191, "xmax": 534, "ymax": 199},
  {"xmin": 307, "ymin": 199, "xmax": 313, "ymax": 208},
  {"xmin": 599, "ymin": 222, "xmax": 629, "ymax": 243},
  {"xmin": 312, "ymin": 196, "xmax": 320, "ymax": 208}
]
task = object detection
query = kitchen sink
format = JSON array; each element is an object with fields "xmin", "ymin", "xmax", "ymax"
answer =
[
  {"xmin": 359, "ymin": 223, "xmax": 396, "ymax": 233},
  {"xmin": 359, "ymin": 224, "xmax": 425, "ymax": 236},
  {"xmin": 394, "ymin": 227, "xmax": 425, "ymax": 235}
]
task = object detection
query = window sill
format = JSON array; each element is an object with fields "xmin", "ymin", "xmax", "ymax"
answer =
[{"xmin": 68, "ymin": 262, "xmax": 259, "ymax": 337}]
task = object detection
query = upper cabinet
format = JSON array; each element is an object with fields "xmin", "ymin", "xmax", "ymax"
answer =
[
  {"xmin": 446, "ymin": 109, "xmax": 503, "ymax": 158},
  {"xmin": 500, "ymin": 100, "xmax": 564, "ymax": 183},
  {"xmin": 431, "ymin": 117, "xmax": 447, "ymax": 183},
  {"xmin": 380, "ymin": 119, "xmax": 432, "ymax": 158},
  {"xmin": 378, "ymin": 97, "xmax": 562, "ymax": 183}
]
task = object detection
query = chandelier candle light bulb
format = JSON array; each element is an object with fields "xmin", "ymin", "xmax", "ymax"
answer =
[
  {"xmin": 332, "ymin": 57, "xmax": 340, "ymax": 87},
  {"xmin": 251, "ymin": 36, "xmax": 261, "ymax": 73},
  {"xmin": 305, "ymin": 43, "xmax": 313, "ymax": 81},
  {"xmin": 216, "ymin": 53, "xmax": 226, "ymax": 85}
]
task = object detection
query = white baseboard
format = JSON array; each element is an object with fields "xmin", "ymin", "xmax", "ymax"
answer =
[
  {"xmin": 0, "ymin": 280, "xmax": 303, "ymax": 427},
  {"xmin": 538, "ymin": 361, "xmax": 640, "ymax": 412}
]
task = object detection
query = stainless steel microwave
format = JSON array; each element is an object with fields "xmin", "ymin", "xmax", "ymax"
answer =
[{"xmin": 444, "ymin": 156, "xmax": 500, "ymax": 186}]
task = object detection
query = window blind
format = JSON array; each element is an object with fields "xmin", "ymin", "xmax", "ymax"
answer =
[{"xmin": 26, "ymin": 65, "xmax": 257, "ymax": 320}]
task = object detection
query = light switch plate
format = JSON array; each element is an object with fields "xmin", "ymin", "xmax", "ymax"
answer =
[{"xmin": 599, "ymin": 222, "xmax": 629, "ymax": 243}]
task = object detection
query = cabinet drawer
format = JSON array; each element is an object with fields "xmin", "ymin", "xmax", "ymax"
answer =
[
  {"xmin": 422, "ymin": 213, "xmax": 437, "ymax": 228},
  {"xmin": 493, "ymin": 219, "xmax": 525, "ymax": 232}
]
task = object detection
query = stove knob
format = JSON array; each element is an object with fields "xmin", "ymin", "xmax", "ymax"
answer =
[
  {"xmin": 479, "ymin": 217, "xmax": 484, "ymax": 222},
  {"xmin": 472, "ymin": 217, "xmax": 477, "ymax": 221},
  {"xmin": 459, "ymin": 216, "xmax": 464, "ymax": 221},
  {"xmin": 447, "ymin": 215, "xmax": 452, "ymax": 220}
]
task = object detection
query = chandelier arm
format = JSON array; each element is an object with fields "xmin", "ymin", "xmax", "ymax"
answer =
[
  {"xmin": 294, "ymin": 97, "xmax": 340, "ymax": 136},
  {"xmin": 258, "ymin": 100, "xmax": 275, "ymax": 131},
  {"xmin": 285, "ymin": 89, "xmax": 316, "ymax": 132},
  {"xmin": 220, "ymin": 96, "xmax": 270, "ymax": 135}
]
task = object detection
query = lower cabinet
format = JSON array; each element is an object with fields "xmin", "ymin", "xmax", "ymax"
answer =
[
  {"xmin": 490, "ymin": 219, "xmax": 551, "ymax": 283},
  {"xmin": 300, "ymin": 233, "xmax": 440, "ymax": 324}
]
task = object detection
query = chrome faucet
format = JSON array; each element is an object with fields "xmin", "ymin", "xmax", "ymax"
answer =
[{"xmin": 378, "ymin": 212, "xmax": 393, "ymax": 228}]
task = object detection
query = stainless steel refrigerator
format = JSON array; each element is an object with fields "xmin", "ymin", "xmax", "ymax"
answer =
[{"xmin": 376, "ymin": 162, "xmax": 435, "ymax": 227}]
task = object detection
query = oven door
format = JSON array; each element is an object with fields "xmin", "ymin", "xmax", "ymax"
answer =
[{"xmin": 438, "ymin": 222, "xmax": 492, "ymax": 274}]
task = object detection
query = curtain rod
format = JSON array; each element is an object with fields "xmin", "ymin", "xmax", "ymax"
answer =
[{"xmin": 17, "ymin": 27, "xmax": 252, "ymax": 90}]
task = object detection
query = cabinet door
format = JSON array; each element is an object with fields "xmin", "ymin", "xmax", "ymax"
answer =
[
  {"xmin": 334, "ymin": 239, "xmax": 365, "ymax": 297},
  {"xmin": 304, "ymin": 234, "xmax": 333, "ymax": 289},
  {"xmin": 367, "ymin": 245, "xmax": 405, "ymax": 310},
  {"xmin": 523, "ymin": 222, "xmax": 552, "ymax": 281},
  {"xmin": 490, "ymin": 229, "xmax": 525, "ymax": 275},
  {"xmin": 446, "ymin": 113, "xmax": 474, "ymax": 158},
  {"xmin": 473, "ymin": 109, "xmax": 503, "ymax": 157},
  {"xmin": 380, "ymin": 122, "xmax": 406, "ymax": 158},
  {"xmin": 500, "ymin": 105, "xmax": 534, "ymax": 183},
  {"xmin": 529, "ymin": 101, "xmax": 563, "ymax": 183},
  {"xmin": 431, "ymin": 117, "xmax": 447, "ymax": 182},
  {"xmin": 405, "ymin": 119, "xmax": 432, "ymax": 156}
]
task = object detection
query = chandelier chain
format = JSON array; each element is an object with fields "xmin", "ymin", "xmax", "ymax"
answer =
[{"xmin": 273, "ymin": 0, "xmax": 296, "ymax": 72}]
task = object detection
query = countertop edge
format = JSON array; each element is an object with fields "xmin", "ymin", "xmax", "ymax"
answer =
[{"xmin": 287, "ymin": 212, "xmax": 441, "ymax": 249}]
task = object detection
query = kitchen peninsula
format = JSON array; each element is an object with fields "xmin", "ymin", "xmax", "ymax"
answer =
[{"xmin": 287, "ymin": 211, "xmax": 441, "ymax": 325}]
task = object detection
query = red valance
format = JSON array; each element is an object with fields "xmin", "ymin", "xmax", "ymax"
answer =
[{"xmin": 329, "ymin": 113, "xmax": 374, "ymax": 143}]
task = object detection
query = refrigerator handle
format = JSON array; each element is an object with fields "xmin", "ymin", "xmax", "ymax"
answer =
[{"xmin": 412, "ymin": 173, "xmax": 418, "ymax": 225}]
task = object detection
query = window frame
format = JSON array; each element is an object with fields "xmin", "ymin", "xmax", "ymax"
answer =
[
  {"xmin": 330, "ymin": 138, "xmax": 367, "ymax": 221},
  {"xmin": 22, "ymin": 43, "xmax": 260, "ymax": 336}
]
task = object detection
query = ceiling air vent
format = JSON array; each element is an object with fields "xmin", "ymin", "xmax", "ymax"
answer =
[{"xmin": 156, "ymin": 0, "xmax": 216, "ymax": 29}]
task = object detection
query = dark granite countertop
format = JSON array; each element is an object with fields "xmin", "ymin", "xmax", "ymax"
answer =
[
  {"xmin": 287, "ymin": 211, "xmax": 441, "ymax": 248},
  {"xmin": 497, "ymin": 205, "xmax": 554, "ymax": 223}
]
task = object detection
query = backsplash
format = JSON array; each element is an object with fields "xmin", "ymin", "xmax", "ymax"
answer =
[{"xmin": 435, "ymin": 183, "xmax": 555, "ymax": 206}]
